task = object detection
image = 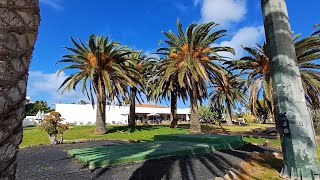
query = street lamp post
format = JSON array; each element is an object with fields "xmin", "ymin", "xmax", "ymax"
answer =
[{"xmin": 261, "ymin": 0, "xmax": 320, "ymax": 179}]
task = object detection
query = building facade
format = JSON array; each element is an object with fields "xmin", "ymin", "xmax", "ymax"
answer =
[{"xmin": 55, "ymin": 103, "xmax": 190, "ymax": 125}]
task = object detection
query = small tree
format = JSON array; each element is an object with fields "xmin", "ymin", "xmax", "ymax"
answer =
[
  {"xmin": 25, "ymin": 100, "xmax": 53, "ymax": 116},
  {"xmin": 38, "ymin": 111, "xmax": 69, "ymax": 145},
  {"xmin": 199, "ymin": 105, "xmax": 216, "ymax": 125}
]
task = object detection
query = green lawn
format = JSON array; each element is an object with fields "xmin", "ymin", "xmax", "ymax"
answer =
[
  {"xmin": 21, "ymin": 124, "xmax": 320, "ymax": 164},
  {"xmin": 21, "ymin": 124, "xmax": 272, "ymax": 148},
  {"xmin": 21, "ymin": 124, "xmax": 320, "ymax": 179},
  {"xmin": 21, "ymin": 125, "xmax": 188, "ymax": 148}
]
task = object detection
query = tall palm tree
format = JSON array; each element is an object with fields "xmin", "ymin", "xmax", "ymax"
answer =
[
  {"xmin": 209, "ymin": 73, "xmax": 247, "ymax": 125},
  {"xmin": 227, "ymin": 33, "xmax": 320, "ymax": 120},
  {"xmin": 151, "ymin": 67, "xmax": 189, "ymax": 128},
  {"xmin": 57, "ymin": 35, "xmax": 139, "ymax": 134},
  {"xmin": 0, "ymin": 1, "xmax": 40, "ymax": 179},
  {"xmin": 127, "ymin": 50, "xmax": 155, "ymax": 126},
  {"xmin": 156, "ymin": 19, "xmax": 234, "ymax": 133}
]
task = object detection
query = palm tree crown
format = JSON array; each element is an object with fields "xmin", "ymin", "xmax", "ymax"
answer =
[
  {"xmin": 209, "ymin": 73, "xmax": 247, "ymax": 125},
  {"xmin": 155, "ymin": 19, "xmax": 235, "ymax": 133},
  {"xmin": 227, "ymin": 33, "xmax": 320, "ymax": 119},
  {"xmin": 57, "ymin": 34, "xmax": 139, "ymax": 134}
]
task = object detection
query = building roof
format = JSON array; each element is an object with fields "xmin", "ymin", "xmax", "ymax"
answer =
[{"xmin": 135, "ymin": 104, "xmax": 168, "ymax": 108}]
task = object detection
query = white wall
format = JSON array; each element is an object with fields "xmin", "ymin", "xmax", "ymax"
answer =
[
  {"xmin": 23, "ymin": 116, "xmax": 37, "ymax": 127},
  {"xmin": 55, "ymin": 104, "xmax": 190, "ymax": 125},
  {"xmin": 56, "ymin": 104, "xmax": 96, "ymax": 125}
]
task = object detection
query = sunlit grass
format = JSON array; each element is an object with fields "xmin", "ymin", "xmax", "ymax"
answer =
[
  {"xmin": 21, "ymin": 125, "xmax": 188, "ymax": 148},
  {"xmin": 21, "ymin": 123, "xmax": 320, "ymax": 166}
]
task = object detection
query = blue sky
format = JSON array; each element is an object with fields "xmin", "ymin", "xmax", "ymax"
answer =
[{"xmin": 27, "ymin": 0, "xmax": 320, "ymax": 108}]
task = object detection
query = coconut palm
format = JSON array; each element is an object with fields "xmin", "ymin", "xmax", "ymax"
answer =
[
  {"xmin": 0, "ymin": 1, "xmax": 40, "ymax": 179},
  {"xmin": 156, "ymin": 19, "xmax": 235, "ymax": 133},
  {"xmin": 227, "ymin": 33, "xmax": 320, "ymax": 120},
  {"xmin": 57, "ymin": 35, "xmax": 139, "ymax": 134},
  {"xmin": 209, "ymin": 73, "xmax": 247, "ymax": 125}
]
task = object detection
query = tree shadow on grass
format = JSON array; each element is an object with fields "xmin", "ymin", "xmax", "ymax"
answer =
[{"xmin": 107, "ymin": 125, "xmax": 161, "ymax": 133}]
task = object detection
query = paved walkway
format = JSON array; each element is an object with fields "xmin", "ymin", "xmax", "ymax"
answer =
[{"xmin": 17, "ymin": 140, "xmax": 273, "ymax": 180}]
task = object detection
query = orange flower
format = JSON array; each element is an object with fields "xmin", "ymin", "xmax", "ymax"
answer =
[
  {"xmin": 216, "ymin": 87, "xmax": 222, "ymax": 91},
  {"xmin": 87, "ymin": 53, "xmax": 97, "ymax": 67}
]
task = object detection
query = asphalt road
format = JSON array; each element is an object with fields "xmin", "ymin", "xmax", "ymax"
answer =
[{"xmin": 16, "ymin": 140, "xmax": 273, "ymax": 180}]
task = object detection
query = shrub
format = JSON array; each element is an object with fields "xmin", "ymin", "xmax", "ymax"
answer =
[
  {"xmin": 243, "ymin": 113, "xmax": 257, "ymax": 123},
  {"xmin": 38, "ymin": 111, "xmax": 69, "ymax": 145}
]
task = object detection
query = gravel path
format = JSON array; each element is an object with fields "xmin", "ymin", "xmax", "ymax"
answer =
[{"xmin": 17, "ymin": 140, "xmax": 276, "ymax": 180}]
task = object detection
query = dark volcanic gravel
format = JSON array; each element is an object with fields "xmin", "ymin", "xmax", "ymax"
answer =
[{"xmin": 16, "ymin": 140, "xmax": 277, "ymax": 180}]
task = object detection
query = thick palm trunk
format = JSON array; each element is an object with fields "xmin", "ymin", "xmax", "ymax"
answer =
[
  {"xmin": 169, "ymin": 91, "xmax": 178, "ymax": 128},
  {"xmin": 95, "ymin": 96, "xmax": 107, "ymax": 134},
  {"xmin": 189, "ymin": 83, "xmax": 201, "ymax": 134},
  {"xmin": 0, "ymin": 1, "xmax": 40, "ymax": 179},
  {"xmin": 261, "ymin": 0, "xmax": 319, "ymax": 178},
  {"xmin": 225, "ymin": 99, "xmax": 233, "ymax": 126},
  {"xmin": 128, "ymin": 87, "xmax": 136, "ymax": 126}
]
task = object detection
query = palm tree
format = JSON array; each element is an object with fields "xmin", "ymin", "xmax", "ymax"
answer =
[
  {"xmin": 127, "ymin": 50, "xmax": 155, "ymax": 126},
  {"xmin": 0, "ymin": 1, "xmax": 40, "ymax": 179},
  {"xmin": 57, "ymin": 35, "xmax": 139, "ymax": 134},
  {"xmin": 151, "ymin": 68, "xmax": 189, "ymax": 128},
  {"xmin": 156, "ymin": 19, "xmax": 235, "ymax": 133},
  {"xmin": 312, "ymin": 24, "xmax": 320, "ymax": 36},
  {"xmin": 227, "ymin": 33, "xmax": 320, "ymax": 120},
  {"xmin": 209, "ymin": 73, "xmax": 247, "ymax": 125}
]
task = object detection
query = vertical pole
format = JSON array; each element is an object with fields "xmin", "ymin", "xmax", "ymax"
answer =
[{"xmin": 261, "ymin": 0, "xmax": 320, "ymax": 179}]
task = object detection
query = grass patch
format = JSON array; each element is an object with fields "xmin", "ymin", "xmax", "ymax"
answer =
[
  {"xmin": 21, "ymin": 125, "xmax": 188, "ymax": 148},
  {"xmin": 21, "ymin": 123, "xmax": 320, "ymax": 166},
  {"xmin": 22, "ymin": 123, "xmax": 320, "ymax": 178},
  {"xmin": 221, "ymin": 123, "xmax": 275, "ymax": 132}
]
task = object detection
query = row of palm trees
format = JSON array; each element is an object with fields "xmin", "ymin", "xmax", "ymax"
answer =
[{"xmin": 57, "ymin": 20, "xmax": 320, "ymax": 134}]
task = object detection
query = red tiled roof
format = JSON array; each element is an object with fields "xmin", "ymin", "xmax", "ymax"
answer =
[{"xmin": 135, "ymin": 104, "xmax": 168, "ymax": 108}]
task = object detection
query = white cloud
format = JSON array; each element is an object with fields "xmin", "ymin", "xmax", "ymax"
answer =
[
  {"xmin": 215, "ymin": 26, "xmax": 265, "ymax": 59},
  {"xmin": 198, "ymin": 0, "xmax": 247, "ymax": 27},
  {"xmin": 27, "ymin": 71, "xmax": 87, "ymax": 104},
  {"xmin": 144, "ymin": 50, "xmax": 160, "ymax": 60},
  {"xmin": 40, "ymin": 0, "xmax": 63, "ymax": 10}
]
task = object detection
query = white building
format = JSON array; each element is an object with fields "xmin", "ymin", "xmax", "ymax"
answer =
[{"xmin": 55, "ymin": 103, "xmax": 190, "ymax": 125}]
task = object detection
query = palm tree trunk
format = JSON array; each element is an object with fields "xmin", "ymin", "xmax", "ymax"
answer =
[
  {"xmin": 189, "ymin": 81, "xmax": 201, "ymax": 134},
  {"xmin": 129, "ymin": 87, "xmax": 136, "ymax": 126},
  {"xmin": 225, "ymin": 99, "xmax": 233, "ymax": 126},
  {"xmin": 261, "ymin": 0, "xmax": 319, "ymax": 177},
  {"xmin": 0, "ymin": 1, "xmax": 40, "ymax": 179},
  {"xmin": 94, "ymin": 97, "xmax": 107, "ymax": 134},
  {"xmin": 94, "ymin": 77, "xmax": 107, "ymax": 134},
  {"xmin": 169, "ymin": 91, "xmax": 178, "ymax": 128},
  {"xmin": 95, "ymin": 96, "xmax": 107, "ymax": 134}
]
